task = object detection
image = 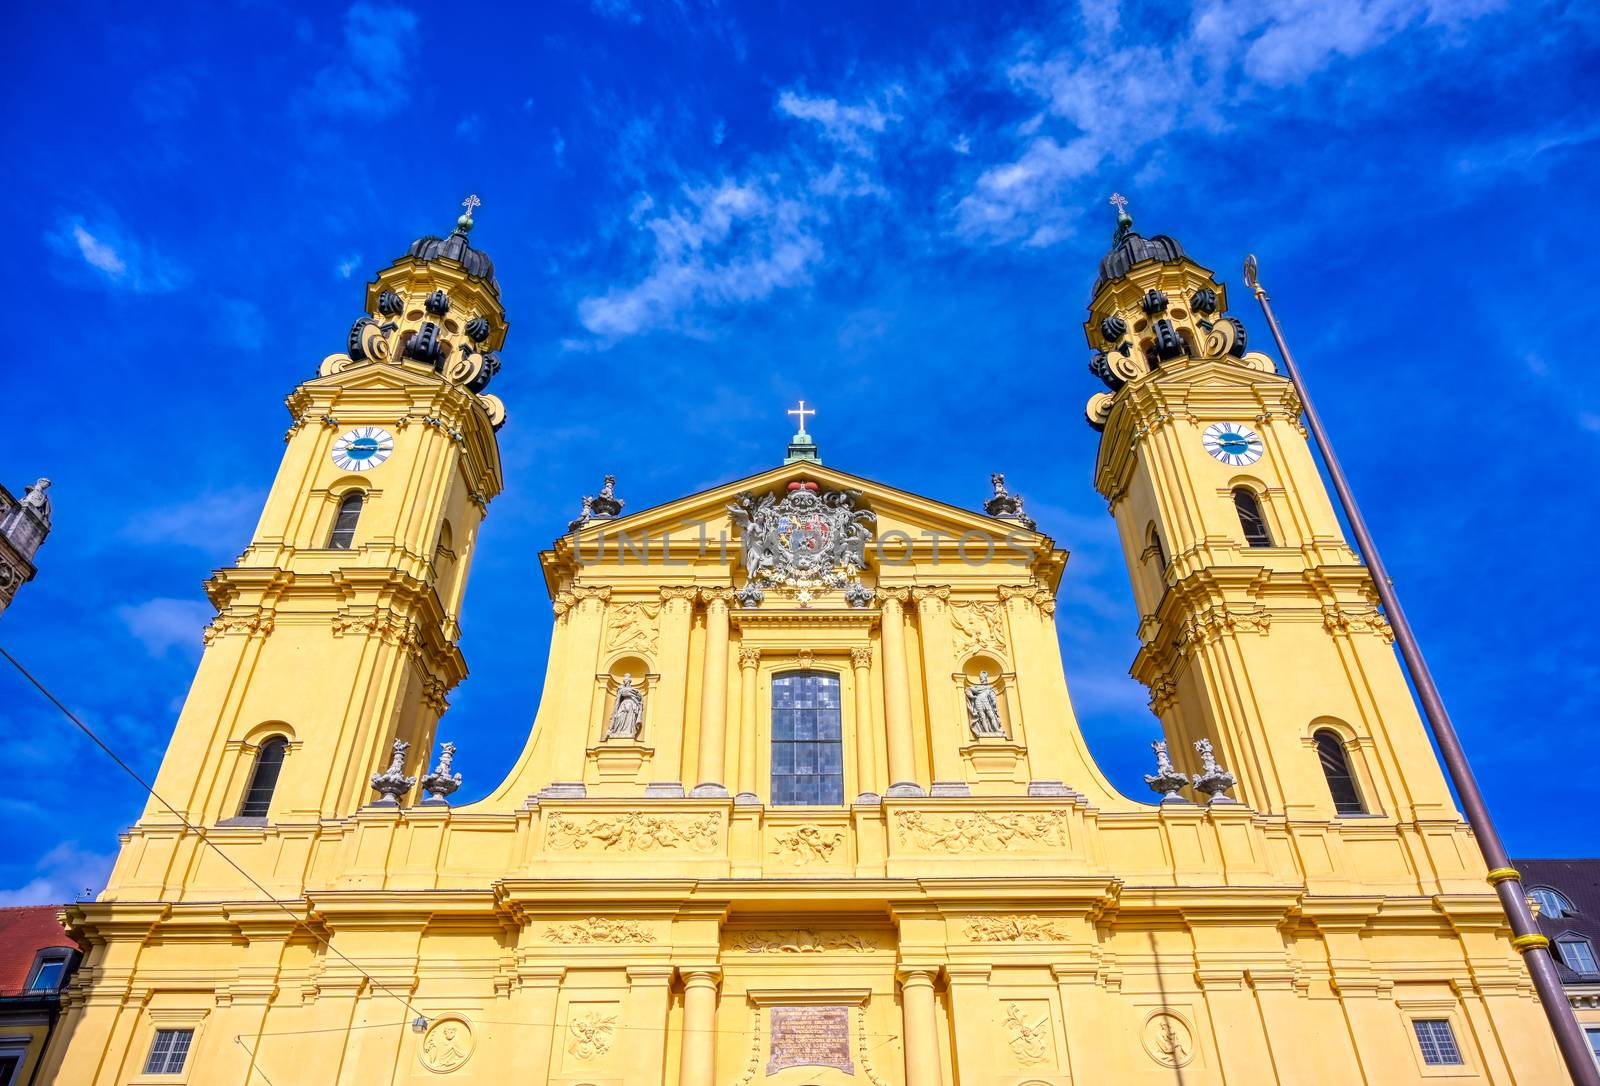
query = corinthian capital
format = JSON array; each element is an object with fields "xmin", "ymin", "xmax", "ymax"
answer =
[
  {"xmin": 659, "ymin": 585, "xmax": 700, "ymax": 607},
  {"xmin": 738, "ymin": 647, "xmax": 762, "ymax": 669},
  {"xmin": 849, "ymin": 646, "xmax": 873, "ymax": 669},
  {"xmin": 911, "ymin": 585, "xmax": 952, "ymax": 608}
]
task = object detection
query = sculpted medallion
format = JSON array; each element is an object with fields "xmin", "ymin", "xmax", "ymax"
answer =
[
  {"xmin": 1142, "ymin": 1011, "xmax": 1195, "ymax": 1068},
  {"xmin": 419, "ymin": 1015, "xmax": 474, "ymax": 1073}
]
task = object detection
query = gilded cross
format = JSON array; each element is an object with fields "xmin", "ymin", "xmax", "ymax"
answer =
[
  {"xmin": 787, "ymin": 400, "xmax": 815, "ymax": 434},
  {"xmin": 461, "ymin": 194, "xmax": 481, "ymax": 217},
  {"xmin": 1109, "ymin": 192, "xmax": 1128, "ymax": 215}
]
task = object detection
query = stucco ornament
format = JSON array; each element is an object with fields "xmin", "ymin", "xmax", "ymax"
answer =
[
  {"xmin": 419, "ymin": 741, "xmax": 462, "ymax": 803},
  {"xmin": 728, "ymin": 483, "xmax": 874, "ymax": 607},
  {"xmin": 1004, "ymin": 1003, "xmax": 1050, "ymax": 1065},
  {"xmin": 370, "ymin": 739, "xmax": 416, "ymax": 803},
  {"xmin": 1142, "ymin": 1012, "xmax": 1194, "ymax": 1068},
  {"xmin": 419, "ymin": 1016, "xmax": 474, "ymax": 1073},
  {"xmin": 605, "ymin": 675, "xmax": 644, "ymax": 739},
  {"xmin": 1144, "ymin": 739, "xmax": 1189, "ymax": 802},
  {"xmin": 567, "ymin": 1010, "xmax": 617, "ymax": 1060},
  {"xmin": 1192, "ymin": 738, "xmax": 1238, "ymax": 803},
  {"xmin": 966, "ymin": 671, "xmax": 1006, "ymax": 737}
]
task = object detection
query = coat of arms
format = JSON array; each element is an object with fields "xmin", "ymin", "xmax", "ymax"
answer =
[{"xmin": 728, "ymin": 482, "xmax": 875, "ymax": 607}]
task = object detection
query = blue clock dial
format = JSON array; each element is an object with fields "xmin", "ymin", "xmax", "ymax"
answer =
[
  {"xmin": 1201, "ymin": 422, "xmax": 1264, "ymax": 467},
  {"xmin": 331, "ymin": 427, "xmax": 394, "ymax": 471}
]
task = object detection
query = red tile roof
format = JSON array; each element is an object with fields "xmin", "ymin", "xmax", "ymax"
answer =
[{"xmin": 0, "ymin": 905, "xmax": 80, "ymax": 991}]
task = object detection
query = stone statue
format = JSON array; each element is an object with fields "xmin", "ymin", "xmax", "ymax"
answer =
[
  {"xmin": 966, "ymin": 671, "xmax": 1006, "ymax": 737},
  {"xmin": 420, "ymin": 741, "xmax": 462, "ymax": 803},
  {"xmin": 1143, "ymin": 739, "xmax": 1189, "ymax": 802},
  {"xmin": 20, "ymin": 478, "xmax": 51, "ymax": 519},
  {"xmin": 606, "ymin": 674, "xmax": 644, "ymax": 739},
  {"xmin": 982, "ymin": 472, "xmax": 1036, "ymax": 531},
  {"xmin": 1192, "ymin": 738, "xmax": 1238, "ymax": 803},
  {"xmin": 370, "ymin": 739, "xmax": 416, "ymax": 804},
  {"xmin": 567, "ymin": 474, "xmax": 625, "ymax": 532}
]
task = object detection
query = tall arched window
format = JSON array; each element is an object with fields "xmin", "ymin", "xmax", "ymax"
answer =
[
  {"xmin": 329, "ymin": 491, "xmax": 364, "ymax": 549},
  {"xmin": 1314, "ymin": 730, "xmax": 1365, "ymax": 814},
  {"xmin": 770, "ymin": 671, "xmax": 844, "ymax": 806},
  {"xmin": 1233, "ymin": 488, "xmax": 1273, "ymax": 547},
  {"xmin": 1146, "ymin": 524, "xmax": 1168, "ymax": 571},
  {"xmin": 239, "ymin": 736, "xmax": 287, "ymax": 817}
]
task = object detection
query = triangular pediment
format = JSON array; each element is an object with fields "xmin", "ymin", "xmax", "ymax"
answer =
[{"xmin": 541, "ymin": 460, "xmax": 1065, "ymax": 596}]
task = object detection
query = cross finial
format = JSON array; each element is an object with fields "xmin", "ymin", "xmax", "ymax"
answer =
[
  {"xmin": 1109, "ymin": 192, "xmax": 1128, "ymax": 215},
  {"xmin": 462, "ymin": 194, "xmax": 481, "ymax": 217},
  {"xmin": 787, "ymin": 400, "xmax": 815, "ymax": 436}
]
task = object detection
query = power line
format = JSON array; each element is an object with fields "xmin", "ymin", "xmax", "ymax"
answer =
[{"xmin": 0, "ymin": 644, "xmax": 427, "ymax": 1027}]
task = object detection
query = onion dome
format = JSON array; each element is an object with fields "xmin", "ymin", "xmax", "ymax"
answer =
[
  {"xmin": 407, "ymin": 208, "xmax": 498, "ymax": 287},
  {"xmin": 1092, "ymin": 201, "xmax": 1186, "ymax": 295}
]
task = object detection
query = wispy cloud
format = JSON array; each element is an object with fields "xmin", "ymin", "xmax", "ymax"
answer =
[
  {"xmin": 0, "ymin": 841, "xmax": 117, "ymax": 907},
  {"xmin": 337, "ymin": 254, "xmax": 362, "ymax": 278},
  {"xmin": 45, "ymin": 216, "xmax": 187, "ymax": 293},
  {"xmin": 122, "ymin": 488, "xmax": 263, "ymax": 550},
  {"xmin": 301, "ymin": 3, "xmax": 421, "ymax": 118},
  {"xmin": 776, "ymin": 89, "xmax": 896, "ymax": 156},
  {"xmin": 953, "ymin": 0, "xmax": 1506, "ymax": 246},
  {"xmin": 590, "ymin": 0, "xmax": 642, "ymax": 25},
  {"xmin": 576, "ymin": 180, "xmax": 823, "ymax": 341},
  {"xmin": 116, "ymin": 598, "xmax": 214, "ymax": 658}
]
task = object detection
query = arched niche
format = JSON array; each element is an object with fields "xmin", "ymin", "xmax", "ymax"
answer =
[{"xmin": 959, "ymin": 652, "xmax": 1018, "ymax": 741}]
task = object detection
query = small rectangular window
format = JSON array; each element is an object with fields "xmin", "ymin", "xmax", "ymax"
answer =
[
  {"xmin": 1585, "ymin": 1026, "xmax": 1600, "ymax": 1065},
  {"xmin": 1412, "ymin": 1018, "xmax": 1463, "ymax": 1066},
  {"xmin": 26, "ymin": 954, "xmax": 68, "ymax": 991},
  {"xmin": 1558, "ymin": 937, "xmax": 1598, "ymax": 975},
  {"xmin": 0, "ymin": 1053, "xmax": 22, "ymax": 1086},
  {"xmin": 143, "ymin": 1028, "xmax": 194, "ymax": 1075}
]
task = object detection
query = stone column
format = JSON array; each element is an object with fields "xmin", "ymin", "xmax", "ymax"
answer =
[
  {"xmin": 553, "ymin": 585, "xmax": 610, "ymax": 787},
  {"xmin": 912, "ymin": 586, "xmax": 963, "ymax": 791},
  {"xmin": 651, "ymin": 586, "xmax": 698, "ymax": 792},
  {"xmin": 899, "ymin": 966, "xmax": 942, "ymax": 1086},
  {"xmin": 678, "ymin": 967, "xmax": 721, "ymax": 1086},
  {"xmin": 850, "ymin": 646, "xmax": 878, "ymax": 800},
  {"xmin": 625, "ymin": 965, "xmax": 675, "ymax": 1082},
  {"xmin": 693, "ymin": 589, "xmax": 733, "ymax": 797},
  {"xmin": 879, "ymin": 589, "xmax": 921, "ymax": 796},
  {"xmin": 736, "ymin": 647, "xmax": 761, "ymax": 803}
]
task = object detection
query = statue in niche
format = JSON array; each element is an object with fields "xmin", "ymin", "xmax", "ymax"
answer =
[
  {"xmin": 966, "ymin": 671, "xmax": 1006, "ymax": 737},
  {"xmin": 606, "ymin": 674, "xmax": 644, "ymax": 739}
]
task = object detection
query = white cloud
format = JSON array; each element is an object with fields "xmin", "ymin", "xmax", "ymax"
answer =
[
  {"xmin": 46, "ymin": 216, "xmax": 186, "ymax": 293},
  {"xmin": 953, "ymin": 0, "xmax": 1504, "ymax": 246},
  {"xmin": 0, "ymin": 841, "xmax": 118, "ymax": 907},
  {"xmin": 591, "ymin": 0, "xmax": 642, "ymax": 25},
  {"xmin": 455, "ymin": 113, "xmax": 483, "ymax": 141},
  {"xmin": 117, "ymin": 598, "xmax": 214, "ymax": 658},
  {"xmin": 777, "ymin": 90, "xmax": 895, "ymax": 156},
  {"xmin": 302, "ymin": 3, "xmax": 421, "ymax": 117},
  {"xmin": 337, "ymin": 254, "xmax": 362, "ymax": 278},
  {"xmin": 576, "ymin": 179, "xmax": 823, "ymax": 341},
  {"xmin": 123, "ymin": 488, "xmax": 263, "ymax": 549}
]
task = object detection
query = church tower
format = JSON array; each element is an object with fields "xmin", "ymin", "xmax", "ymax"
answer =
[
  {"xmin": 1083, "ymin": 199, "xmax": 1461, "ymax": 833},
  {"xmin": 138, "ymin": 202, "xmax": 507, "ymax": 833}
]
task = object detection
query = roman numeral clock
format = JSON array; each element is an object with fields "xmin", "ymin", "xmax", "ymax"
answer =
[{"xmin": 1201, "ymin": 422, "xmax": 1265, "ymax": 467}]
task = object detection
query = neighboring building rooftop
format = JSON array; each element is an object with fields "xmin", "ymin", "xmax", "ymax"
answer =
[
  {"xmin": 0, "ymin": 905, "xmax": 80, "ymax": 994},
  {"xmin": 1516, "ymin": 858, "xmax": 1600, "ymax": 985}
]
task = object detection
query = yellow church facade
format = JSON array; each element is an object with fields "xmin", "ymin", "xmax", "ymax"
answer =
[{"xmin": 38, "ymin": 208, "xmax": 1570, "ymax": 1084}]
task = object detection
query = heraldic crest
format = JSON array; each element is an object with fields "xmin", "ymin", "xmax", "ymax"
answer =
[{"xmin": 728, "ymin": 482, "xmax": 876, "ymax": 608}]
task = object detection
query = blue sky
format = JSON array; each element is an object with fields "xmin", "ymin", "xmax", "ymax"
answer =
[{"xmin": 2, "ymin": 0, "xmax": 1597, "ymax": 904}]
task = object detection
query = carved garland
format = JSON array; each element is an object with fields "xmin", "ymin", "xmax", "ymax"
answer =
[
  {"xmin": 725, "ymin": 929, "xmax": 875, "ymax": 953},
  {"xmin": 895, "ymin": 810, "xmax": 1067, "ymax": 852},
  {"xmin": 964, "ymin": 914, "xmax": 1070, "ymax": 942},
  {"xmin": 546, "ymin": 811, "xmax": 719, "ymax": 852},
  {"xmin": 543, "ymin": 916, "xmax": 656, "ymax": 944}
]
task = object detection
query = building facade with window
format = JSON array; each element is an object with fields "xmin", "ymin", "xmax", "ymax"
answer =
[
  {"xmin": 0, "ymin": 906, "xmax": 83, "ymax": 1085},
  {"xmin": 1517, "ymin": 859, "xmax": 1600, "ymax": 1067},
  {"xmin": 36, "ymin": 210, "xmax": 1574, "ymax": 1083}
]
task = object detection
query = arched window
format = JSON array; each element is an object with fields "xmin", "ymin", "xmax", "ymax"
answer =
[
  {"xmin": 329, "ymin": 491, "xmax": 364, "ymax": 549},
  {"xmin": 239, "ymin": 736, "xmax": 288, "ymax": 817},
  {"xmin": 1314, "ymin": 730, "xmax": 1365, "ymax": 814},
  {"xmin": 770, "ymin": 671, "xmax": 844, "ymax": 806},
  {"xmin": 1147, "ymin": 524, "xmax": 1168, "ymax": 571},
  {"xmin": 1531, "ymin": 887, "xmax": 1575, "ymax": 919},
  {"xmin": 1233, "ymin": 488, "xmax": 1273, "ymax": 547}
]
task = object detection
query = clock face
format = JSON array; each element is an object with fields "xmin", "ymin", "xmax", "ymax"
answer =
[
  {"xmin": 1202, "ymin": 422, "xmax": 1264, "ymax": 466},
  {"xmin": 331, "ymin": 427, "xmax": 394, "ymax": 471}
]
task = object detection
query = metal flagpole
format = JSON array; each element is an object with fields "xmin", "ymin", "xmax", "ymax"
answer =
[{"xmin": 1243, "ymin": 254, "xmax": 1600, "ymax": 1085}]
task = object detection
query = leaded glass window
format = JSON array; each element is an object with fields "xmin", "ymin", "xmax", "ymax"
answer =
[
  {"xmin": 771, "ymin": 671, "xmax": 844, "ymax": 806},
  {"xmin": 1412, "ymin": 1019, "xmax": 1463, "ymax": 1066}
]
